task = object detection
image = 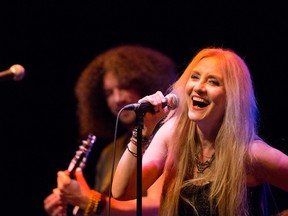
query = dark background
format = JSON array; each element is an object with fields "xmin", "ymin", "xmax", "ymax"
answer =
[{"xmin": 0, "ymin": 1, "xmax": 287, "ymax": 215}]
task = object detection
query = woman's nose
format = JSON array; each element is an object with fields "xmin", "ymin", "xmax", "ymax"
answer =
[{"xmin": 194, "ymin": 81, "xmax": 206, "ymax": 93}]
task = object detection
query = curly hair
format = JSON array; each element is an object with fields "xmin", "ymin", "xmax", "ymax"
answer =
[{"xmin": 75, "ymin": 44, "xmax": 178, "ymax": 144}]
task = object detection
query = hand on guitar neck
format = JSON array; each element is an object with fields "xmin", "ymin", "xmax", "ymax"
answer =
[{"xmin": 66, "ymin": 134, "xmax": 96, "ymax": 215}]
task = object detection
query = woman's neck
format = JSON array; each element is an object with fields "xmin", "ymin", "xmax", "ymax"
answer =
[{"xmin": 196, "ymin": 127, "xmax": 216, "ymax": 160}]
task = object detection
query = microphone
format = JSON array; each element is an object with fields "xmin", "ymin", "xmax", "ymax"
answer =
[
  {"xmin": 123, "ymin": 93, "xmax": 179, "ymax": 113},
  {"xmin": 0, "ymin": 64, "xmax": 25, "ymax": 81}
]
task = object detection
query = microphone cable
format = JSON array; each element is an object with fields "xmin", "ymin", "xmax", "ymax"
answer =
[{"xmin": 107, "ymin": 106, "xmax": 127, "ymax": 216}]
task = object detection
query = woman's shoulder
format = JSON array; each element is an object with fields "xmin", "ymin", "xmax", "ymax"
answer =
[
  {"xmin": 249, "ymin": 139, "xmax": 288, "ymax": 191},
  {"xmin": 154, "ymin": 116, "xmax": 177, "ymax": 140},
  {"xmin": 250, "ymin": 139, "xmax": 286, "ymax": 169},
  {"xmin": 161, "ymin": 115, "xmax": 177, "ymax": 130},
  {"xmin": 250, "ymin": 139, "xmax": 283, "ymax": 161}
]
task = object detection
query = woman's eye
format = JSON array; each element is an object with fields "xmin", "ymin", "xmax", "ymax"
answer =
[
  {"xmin": 208, "ymin": 79, "xmax": 220, "ymax": 86},
  {"xmin": 191, "ymin": 74, "xmax": 199, "ymax": 79}
]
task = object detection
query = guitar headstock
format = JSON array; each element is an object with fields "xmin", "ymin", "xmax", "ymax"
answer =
[{"xmin": 68, "ymin": 133, "xmax": 96, "ymax": 174}]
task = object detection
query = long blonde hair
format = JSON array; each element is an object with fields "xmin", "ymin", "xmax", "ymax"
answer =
[{"xmin": 160, "ymin": 48, "xmax": 259, "ymax": 216}]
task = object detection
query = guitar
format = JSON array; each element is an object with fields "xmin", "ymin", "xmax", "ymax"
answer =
[
  {"xmin": 68, "ymin": 133, "xmax": 96, "ymax": 175},
  {"xmin": 66, "ymin": 133, "xmax": 97, "ymax": 215}
]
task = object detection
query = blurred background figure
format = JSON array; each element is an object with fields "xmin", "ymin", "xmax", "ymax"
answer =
[{"xmin": 44, "ymin": 44, "xmax": 178, "ymax": 215}]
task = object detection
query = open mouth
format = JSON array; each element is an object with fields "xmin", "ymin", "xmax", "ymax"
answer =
[{"xmin": 192, "ymin": 96, "xmax": 209, "ymax": 108}]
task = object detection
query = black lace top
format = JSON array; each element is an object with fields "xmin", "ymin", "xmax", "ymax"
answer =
[
  {"xmin": 179, "ymin": 183, "xmax": 217, "ymax": 216},
  {"xmin": 178, "ymin": 183, "xmax": 265, "ymax": 216}
]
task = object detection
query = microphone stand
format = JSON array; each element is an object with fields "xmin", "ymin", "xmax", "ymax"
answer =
[{"xmin": 135, "ymin": 110, "xmax": 145, "ymax": 216}]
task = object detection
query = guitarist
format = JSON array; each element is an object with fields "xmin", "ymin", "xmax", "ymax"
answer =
[{"xmin": 43, "ymin": 45, "xmax": 178, "ymax": 216}]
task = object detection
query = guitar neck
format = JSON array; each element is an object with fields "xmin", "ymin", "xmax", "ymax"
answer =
[{"xmin": 68, "ymin": 134, "xmax": 96, "ymax": 176}]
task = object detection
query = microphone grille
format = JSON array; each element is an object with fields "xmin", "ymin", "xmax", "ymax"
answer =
[
  {"xmin": 167, "ymin": 93, "xmax": 179, "ymax": 110},
  {"xmin": 10, "ymin": 64, "xmax": 25, "ymax": 81}
]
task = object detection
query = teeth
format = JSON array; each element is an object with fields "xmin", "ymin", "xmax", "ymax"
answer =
[
  {"xmin": 192, "ymin": 96, "xmax": 209, "ymax": 108},
  {"xmin": 193, "ymin": 96, "xmax": 207, "ymax": 103}
]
